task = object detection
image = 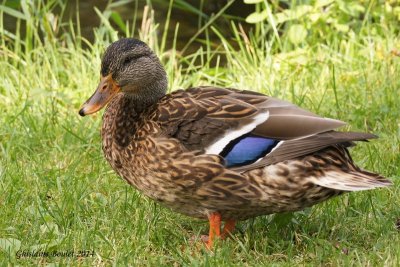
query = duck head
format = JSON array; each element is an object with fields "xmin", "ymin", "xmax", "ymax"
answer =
[{"xmin": 79, "ymin": 38, "xmax": 168, "ymax": 116}]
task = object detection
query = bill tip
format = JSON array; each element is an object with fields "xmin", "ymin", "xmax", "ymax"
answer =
[{"xmin": 78, "ymin": 108, "xmax": 86, "ymax": 117}]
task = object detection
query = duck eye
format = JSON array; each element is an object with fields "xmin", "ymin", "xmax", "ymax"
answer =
[
  {"xmin": 123, "ymin": 56, "xmax": 134, "ymax": 65},
  {"xmin": 123, "ymin": 54, "xmax": 143, "ymax": 66}
]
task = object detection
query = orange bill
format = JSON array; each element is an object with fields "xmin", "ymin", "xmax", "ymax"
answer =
[{"xmin": 79, "ymin": 74, "xmax": 120, "ymax": 116}]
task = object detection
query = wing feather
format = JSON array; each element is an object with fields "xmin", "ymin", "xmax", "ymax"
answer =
[
  {"xmin": 231, "ymin": 132, "xmax": 377, "ymax": 172},
  {"xmin": 155, "ymin": 86, "xmax": 374, "ymax": 171}
]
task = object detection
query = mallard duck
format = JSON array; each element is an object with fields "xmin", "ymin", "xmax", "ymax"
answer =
[{"xmin": 79, "ymin": 38, "xmax": 391, "ymax": 248}]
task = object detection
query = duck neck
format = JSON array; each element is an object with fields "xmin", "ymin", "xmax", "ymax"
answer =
[
  {"xmin": 126, "ymin": 78, "xmax": 167, "ymax": 113},
  {"xmin": 102, "ymin": 80, "xmax": 166, "ymax": 149}
]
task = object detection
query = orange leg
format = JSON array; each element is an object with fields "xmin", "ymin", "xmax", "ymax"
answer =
[
  {"xmin": 206, "ymin": 212, "xmax": 221, "ymax": 249},
  {"xmin": 221, "ymin": 219, "xmax": 236, "ymax": 239}
]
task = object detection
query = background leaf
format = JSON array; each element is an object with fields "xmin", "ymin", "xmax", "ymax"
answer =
[
  {"xmin": 288, "ymin": 24, "xmax": 307, "ymax": 45},
  {"xmin": 245, "ymin": 10, "xmax": 268, "ymax": 23}
]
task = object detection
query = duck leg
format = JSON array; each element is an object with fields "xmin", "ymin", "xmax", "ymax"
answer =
[
  {"xmin": 221, "ymin": 219, "xmax": 236, "ymax": 239},
  {"xmin": 206, "ymin": 212, "xmax": 221, "ymax": 249}
]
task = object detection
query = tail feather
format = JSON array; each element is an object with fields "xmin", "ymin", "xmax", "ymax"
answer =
[{"xmin": 312, "ymin": 170, "xmax": 392, "ymax": 191}]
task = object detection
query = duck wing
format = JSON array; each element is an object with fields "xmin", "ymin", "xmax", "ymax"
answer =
[{"xmin": 155, "ymin": 86, "xmax": 373, "ymax": 171}]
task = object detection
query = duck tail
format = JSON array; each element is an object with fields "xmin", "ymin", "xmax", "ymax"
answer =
[
  {"xmin": 312, "ymin": 169, "xmax": 392, "ymax": 191},
  {"xmin": 311, "ymin": 145, "xmax": 392, "ymax": 191}
]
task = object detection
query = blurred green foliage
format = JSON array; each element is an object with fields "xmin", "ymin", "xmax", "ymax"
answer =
[{"xmin": 245, "ymin": 0, "xmax": 400, "ymax": 46}]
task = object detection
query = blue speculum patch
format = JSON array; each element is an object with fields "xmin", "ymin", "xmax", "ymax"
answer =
[{"xmin": 220, "ymin": 134, "xmax": 279, "ymax": 168}]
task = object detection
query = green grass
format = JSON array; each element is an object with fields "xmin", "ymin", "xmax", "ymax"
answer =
[{"xmin": 1, "ymin": 1, "xmax": 400, "ymax": 266}]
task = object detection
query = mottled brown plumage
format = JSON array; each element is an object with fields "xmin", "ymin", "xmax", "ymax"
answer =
[{"xmin": 79, "ymin": 38, "xmax": 392, "ymax": 248}]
